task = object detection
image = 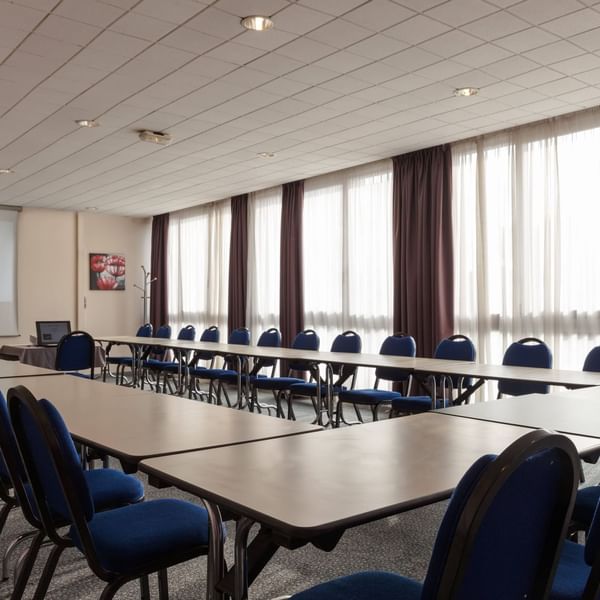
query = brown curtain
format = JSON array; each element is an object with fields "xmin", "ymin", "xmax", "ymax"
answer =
[
  {"xmin": 392, "ymin": 145, "xmax": 454, "ymax": 358},
  {"xmin": 228, "ymin": 194, "xmax": 248, "ymax": 336},
  {"xmin": 280, "ymin": 181, "xmax": 304, "ymax": 374},
  {"xmin": 149, "ymin": 213, "xmax": 169, "ymax": 330}
]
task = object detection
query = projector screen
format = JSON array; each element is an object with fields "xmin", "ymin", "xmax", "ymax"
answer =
[{"xmin": 0, "ymin": 209, "xmax": 18, "ymax": 336}]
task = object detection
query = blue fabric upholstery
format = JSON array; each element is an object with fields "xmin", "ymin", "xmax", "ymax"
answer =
[
  {"xmin": 498, "ymin": 338, "xmax": 552, "ymax": 396},
  {"xmin": 55, "ymin": 331, "xmax": 95, "ymax": 372},
  {"xmin": 84, "ymin": 469, "xmax": 144, "ymax": 511},
  {"xmin": 551, "ymin": 541, "xmax": 588, "ymax": 600},
  {"xmin": 178, "ymin": 325, "xmax": 196, "ymax": 342},
  {"xmin": 433, "ymin": 335, "xmax": 476, "ymax": 388},
  {"xmin": 338, "ymin": 389, "xmax": 403, "ymax": 404},
  {"xmin": 70, "ymin": 499, "xmax": 209, "ymax": 575},
  {"xmin": 193, "ymin": 326, "xmax": 220, "ymax": 362},
  {"xmin": 374, "ymin": 335, "xmax": 416, "ymax": 383},
  {"xmin": 584, "ymin": 502, "xmax": 600, "ymax": 567},
  {"xmin": 106, "ymin": 356, "xmax": 134, "ymax": 366},
  {"xmin": 194, "ymin": 368, "xmax": 238, "ymax": 380},
  {"xmin": 229, "ymin": 328, "xmax": 250, "ymax": 346},
  {"xmin": 253, "ymin": 376, "xmax": 305, "ymax": 390},
  {"xmin": 148, "ymin": 325, "xmax": 171, "ymax": 360},
  {"xmin": 288, "ymin": 330, "xmax": 320, "ymax": 372},
  {"xmin": 390, "ymin": 395, "xmax": 441, "ymax": 413},
  {"xmin": 0, "ymin": 392, "xmax": 22, "ymax": 482},
  {"xmin": 17, "ymin": 398, "xmax": 94, "ymax": 521},
  {"xmin": 573, "ymin": 486, "xmax": 600, "ymax": 529},
  {"xmin": 288, "ymin": 383, "xmax": 346, "ymax": 396},
  {"xmin": 583, "ymin": 346, "xmax": 600, "ymax": 372},
  {"xmin": 291, "ymin": 571, "xmax": 423, "ymax": 600}
]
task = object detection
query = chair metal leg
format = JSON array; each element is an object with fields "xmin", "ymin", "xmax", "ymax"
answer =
[
  {"xmin": 2, "ymin": 530, "xmax": 36, "ymax": 580},
  {"xmin": 100, "ymin": 579, "xmax": 123, "ymax": 600},
  {"xmin": 32, "ymin": 544, "xmax": 66, "ymax": 600},
  {"xmin": 158, "ymin": 569, "xmax": 169, "ymax": 600},
  {"xmin": 139, "ymin": 575, "xmax": 150, "ymax": 600},
  {"xmin": 11, "ymin": 531, "xmax": 44, "ymax": 600}
]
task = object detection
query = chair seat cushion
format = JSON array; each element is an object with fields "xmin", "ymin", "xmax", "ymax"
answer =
[
  {"xmin": 391, "ymin": 396, "xmax": 438, "ymax": 413},
  {"xmin": 252, "ymin": 376, "xmax": 305, "ymax": 390},
  {"xmin": 289, "ymin": 383, "xmax": 346, "ymax": 396},
  {"xmin": 160, "ymin": 363, "xmax": 187, "ymax": 373},
  {"xmin": 573, "ymin": 486, "xmax": 600, "ymax": 529},
  {"xmin": 70, "ymin": 499, "xmax": 209, "ymax": 575},
  {"xmin": 106, "ymin": 357, "xmax": 133, "ymax": 365},
  {"xmin": 338, "ymin": 389, "xmax": 403, "ymax": 404},
  {"xmin": 194, "ymin": 368, "xmax": 238, "ymax": 380},
  {"xmin": 291, "ymin": 571, "xmax": 423, "ymax": 600},
  {"xmin": 144, "ymin": 359, "xmax": 175, "ymax": 370},
  {"xmin": 84, "ymin": 469, "xmax": 145, "ymax": 511},
  {"xmin": 550, "ymin": 541, "xmax": 589, "ymax": 600}
]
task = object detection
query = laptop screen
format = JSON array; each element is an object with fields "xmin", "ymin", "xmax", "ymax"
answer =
[{"xmin": 35, "ymin": 321, "xmax": 71, "ymax": 346}]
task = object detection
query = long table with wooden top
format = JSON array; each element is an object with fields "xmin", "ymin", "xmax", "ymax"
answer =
[
  {"xmin": 438, "ymin": 388, "xmax": 600, "ymax": 441},
  {"xmin": 0, "ymin": 375, "xmax": 322, "ymax": 473},
  {"xmin": 140, "ymin": 412, "xmax": 600, "ymax": 600},
  {"xmin": 0, "ymin": 361, "xmax": 64, "ymax": 379}
]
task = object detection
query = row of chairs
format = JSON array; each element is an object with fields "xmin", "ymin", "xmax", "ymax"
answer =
[{"xmin": 2, "ymin": 385, "xmax": 599, "ymax": 599}]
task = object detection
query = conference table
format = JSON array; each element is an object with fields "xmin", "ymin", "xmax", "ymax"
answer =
[
  {"xmin": 98, "ymin": 335, "xmax": 600, "ymax": 423},
  {"xmin": 0, "ymin": 361, "xmax": 63, "ymax": 379},
  {"xmin": 0, "ymin": 344, "xmax": 105, "ymax": 370},
  {"xmin": 140, "ymin": 412, "xmax": 600, "ymax": 600}
]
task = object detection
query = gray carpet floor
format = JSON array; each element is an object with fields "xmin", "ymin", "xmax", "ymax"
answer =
[{"xmin": 1, "ymin": 380, "xmax": 597, "ymax": 599}]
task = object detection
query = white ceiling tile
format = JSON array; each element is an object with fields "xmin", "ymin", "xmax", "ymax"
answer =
[
  {"xmin": 0, "ymin": 1, "xmax": 49, "ymax": 31},
  {"xmin": 414, "ymin": 59, "xmax": 471, "ymax": 80},
  {"xmin": 507, "ymin": 0, "xmax": 584, "ymax": 25},
  {"xmin": 556, "ymin": 86, "xmax": 600, "ymax": 104},
  {"xmin": 297, "ymin": 0, "xmax": 366, "ymax": 17},
  {"xmin": 541, "ymin": 8, "xmax": 600, "ymax": 37},
  {"xmin": 343, "ymin": 0, "xmax": 415, "ymax": 32},
  {"xmin": 313, "ymin": 51, "xmax": 372, "ymax": 74},
  {"xmin": 494, "ymin": 27, "xmax": 559, "ymax": 53},
  {"xmin": 419, "ymin": 30, "xmax": 483, "ymax": 58},
  {"xmin": 552, "ymin": 53, "xmax": 600, "ymax": 75},
  {"xmin": 346, "ymin": 34, "xmax": 408, "ymax": 60},
  {"xmin": 36, "ymin": 15, "xmax": 102, "ymax": 46},
  {"xmin": 383, "ymin": 14, "xmax": 451, "ymax": 45},
  {"xmin": 214, "ymin": 0, "xmax": 289, "ymax": 18},
  {"xmin": 18, "ymin": 33, "xmax": 82, "ymax": 61},
  {"xmin": 293, "ymin": 86, "xmax": 343, "ymax": 105},
  {"xmin": 258, "ymin": 77, "xmax": 312, "ymax": 96},
  {"xmin": 160, "ymin": 27, "xmax": 222, "ymax": 54},
  {"xmin": 381, "ymin": 72, "xmax": 432, "ymax": 92},
  {"xmin": 319, "ymin": 74, "xmax": 372, "ymax": 93},
  {"xmin": 111, "ymin": 12, "xmax": 176, "ymax": 41},
  {"xmin": 524, "ymin": 40, "xmax": 587, "ymax": 65},
  {"xmin": 507, "ymin": 66, "xmax": 563, "ymax": 86},
  {"xmin": 133, "ymin": 0, "xmax": 205, "ymax": 24},
  {"xmin": 273, "ymin": 4, "xmax": 333, "ymax": 35},
  {"xmin": 351, "ymin": 85, "xmax": 403, "ymax": 101},
  {"xmin": 348, "ymin": 61, "xmax": 400, "ymax": 84},
  {"xmin": 277, "ymin": 37, "xmax": 337, "ymax": 62},
  {"xmin": 533, "ymin": 76, "xmax": 587, "ymax": 96},
  {"xmin": 249, "ymin": 52, "xmax": 307, "ymax": 76},
  {"xmin": 306, "ymin": 19, "xmax": 373, "ymax": 49},
  {"xmin": 425, "ymin": 0, "xmax": 497, "ymax": 27},
  {"xmin": 453, "ymin": 44, "xmax": 512, "ymax": 68},
  {"xmin": 186, "ymin": 7, "xmax": 243, "ymax": 39},
  {"xmin": 205, "ymin": 41, "xmax": 267, "ymax": 65},
  {"xmin": 236, "ymin": 29, "xmax": 298, "ymax": 51},
  {"xmin": 393, "ymin": 0, "xmax": 448, "ymax": 10},
  {"xmin": 383, "ymin": 46, "xmax": 441, "ymax": 71},
  {"xmin": 483, "ymin": 55, "xmax": 539, "ymax": 78},
  {"xmin": 570, "ymin": 27, "xmax": 600, "ymax": 52},
  {"xmin": 54, "ymin": 0, "xmax": 124, "ymax": 27},
  {"xmin": 462, "ymin": 11, "xmax": 530, "ymax": 39},
  {"xmin": 574, "ymin": 66, "xmax": 600, "ymax": 84},
  {"xmin": 286, "ymin": 64, "xmax": 339, "ymax": 85}
]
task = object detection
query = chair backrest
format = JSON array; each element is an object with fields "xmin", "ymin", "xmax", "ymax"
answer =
[
  {"xmin": 375, "ymin": 333, "xmax": 416, "ymax": 383},
  {"xmin": 228, "ymin": 327, "xmax": 250, "ymax": 346},
  {"xmin": 136, "ymin": 323, "xmax": 153, "ymax": 337},
  {"xmin": 177, "ymin": 324, "xmax": 196, "ymax": 342},
  {"xmin": 55, "ymin": 331, "xmax": 95, "ymax": 377},
  {"xmin": 330, "ymin": 330, "xmax": 362, "ymax": 380},
  {"xmin": 149, "ymin": 324, "xmax": 171, "ymax": 359},
  {"xmin": 193, "ymin": 325, "xmax": 220, "ymax": 363},
  {"xmin": 8, "ymin": 386, "xmax": 110, "ymax": 578},
  {"xmin": 434, "ymin": 334, "xmax": 476, "ymax": 387},
  {"xmin": 583, "ymin": 346, "xmax": 600, "ymax": 373},
  {"xmin": 498, "ymin": 337, "xmax": 552, "ymax": 397},
  {"xmin": 255, "ymin": 328, "xmax": 282, "ymax": 369},
  {"xmin": 288, "ymin": 329, "xmax": 320, "ymax": 373},
  {"xmin": 422, "ymin": 430, "xmax": 579, "ymax": 600}
]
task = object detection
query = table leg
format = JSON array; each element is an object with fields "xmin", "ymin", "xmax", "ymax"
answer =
[
  {"xmin": 204, "ymin": 500, "xmax": 226, "ymax": 600},
  {"xmin": 234, "ymin": 517, "xmax": 254, "ymax": 600}
]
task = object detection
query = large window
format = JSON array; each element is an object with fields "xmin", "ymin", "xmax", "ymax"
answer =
[
  {"xmin": 452, "ymin": 109, "xmax": 600, "ymax": 385},
  {"xmin": 167, "ymin": 201, "xmax": 231, "ymax": 338},
  {"xmin": 0, "ymin": 209, "xmax": 18, "ymax": 336},
  {"xmin": 246, "ymin": 187, "xmax": 282, "ymax": 343},
  {"xmin": 303, "ymin": 160, "xmax": 394, "ymax": 387}
]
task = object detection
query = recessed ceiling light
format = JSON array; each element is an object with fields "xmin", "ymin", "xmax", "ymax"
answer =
[
  {"xmin": 258, "ymin": 152, "xmax": 276, "ymax": 158},
  {"xmin": 138, "ymin": 130, "xmax": 172, "ymax": 145},
  {"xmin": 75, "ymin": 119, "xmax": 99, "ymax": 127},
  {"xmin": 0, "ymin": 168, "xmax": 14, "ymax": 175},
  {"xmin": 85, "ymin": 206, "xmax": 98, "ymax": 211},
  {"xmin": 241, "ymin": 15, "xmax": 273, "ymax": 31},
  {"xmin": 454, "ymin": 87, "xmax": 479, "ymax": 97}
]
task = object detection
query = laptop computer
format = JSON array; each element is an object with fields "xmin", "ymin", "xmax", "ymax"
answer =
[{"xmin": 35, "ymin": 321, "xmax": 71, "ymax": 347}]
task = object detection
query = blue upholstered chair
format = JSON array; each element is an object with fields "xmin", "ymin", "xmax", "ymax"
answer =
[
  {"xmin": 336, "ymin": 333, "xmax": 424, "ymax": 425},
  {"xmin": 498, "ymin": 337, "xmax": 552, "ymax": 398},
  {"xmin": 188, "ymin": 327, "xmax": 250, "ymax": 406},
  {"xmin": 288, "ymin": 330, "xmax": 362, "ymax": 425},
  {"xmin": 55, "ymin": 330, "xmax": 96, "ymax": 379},
  {"xmin": 550, "ymin": 500, "xmax": 600, "ymax": 599},
  {"xmin": 186, "ymin": 326, "xmax": 220, "ymax": 399},
  {"xmin": 391, "ymin": 334, "xmax": 476, "ymax": 415},
  {"xmin": 251, "ymin": 329, "xmax": 320, "ymax": 418},
  {"xmin": 102, "ymin": 323, "xmax": 152, "ymax": 384},
  {"xmin": 290, "ymin": 430, "xmax": 580, "ymax": 600},
  {"xmin": 139, "ymin": 324, "xmax": 172, "ymax": 391},
  {"xmin": 583, "ymin": 346, "xmax": 600, "ymax": 373},
  {"xmin": 8, "ymin": 385, "xmax": 212, "ymax": 600},
  {"xmin": 0, "ymin": 389, "xmax": 144, "ymax": 598}
]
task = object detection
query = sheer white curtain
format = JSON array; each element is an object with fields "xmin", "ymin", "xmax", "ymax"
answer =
[
  {"xmin": 246, "ymin": 186, "xmax": 282, "ymax": 340},
  {"xmin": 452, "ymin": 108, "xmax": 600, "ymax": 397},
  {"xmin": 303, "ymin": 160, "xmax": 394, "ymax": 387},
  {"xmin": 167, "ymin": 200, "xmax": 231, "ymax": 339}
]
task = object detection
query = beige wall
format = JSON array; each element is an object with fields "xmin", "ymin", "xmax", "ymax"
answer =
[{"xmin": 2, "ymin": 208, "xmax": 151, "ymax": 345}]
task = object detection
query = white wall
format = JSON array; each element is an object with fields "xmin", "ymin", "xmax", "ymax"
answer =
[{"xmin": 1, "ymin": 208, "xmax": 151, "ymax": 345}]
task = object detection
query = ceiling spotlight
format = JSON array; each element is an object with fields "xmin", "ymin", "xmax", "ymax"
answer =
[
  {"xmin": 138, "ymin": 130, "xmax": 172, "ymax": 145},
  {"xmin": 241, "ymin": 15, "xmax": 273, "ymax": 31},
  {"xmin": 258, "ymin": 152, "xmax": 276, "ymax": 158},
  {"xmin": 75, "ymin": 119, "xmax": 99, "ymax": 127},
  {"xmin": 0, "ymin": 168, "xmax": 14, "ymax": 175},
  {"xmin": 454, "ymin": 87, "xmax": 479, "ymax": 97}
]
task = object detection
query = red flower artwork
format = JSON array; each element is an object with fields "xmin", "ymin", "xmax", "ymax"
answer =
[{"xmin": 90, "ymin": 253, "xmax": 125, "ymax": 290}]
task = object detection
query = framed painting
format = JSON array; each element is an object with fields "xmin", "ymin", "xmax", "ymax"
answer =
[{"xmin": 89, "ymin": 253, "xmax": 126, "ymax": 290}]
